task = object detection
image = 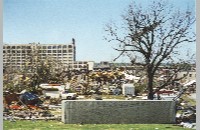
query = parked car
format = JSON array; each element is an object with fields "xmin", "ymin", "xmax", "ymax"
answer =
[{"xmin": 61, "ymin": 91, "xmax": 77, "ymax": 100}]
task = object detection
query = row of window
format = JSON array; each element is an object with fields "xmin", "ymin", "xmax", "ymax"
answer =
[
  {"xmin": 4, "ymin": 53, "xmax": 73, "ymax": 56},
  {"xmin": 4, "ymin": 58, "xmax": 74, "ymax": 61},
  {"xmin": 73, "ymin": 65, "xmax": 87, "ymax": 68},
  {"xmin": 183, "ymin": 74, "xmax": 196, "ymax": 77},
  {"xmin": 74, "ymin": 61, "xmax": 88, "ymax": 64},
  {"xmin": 3, "ymin": 49, "xmax": 73, "ymax": 54},
  {"xmin": 4, "ymin": 62, "xmax": 86, "ymax": 67},
  {"xmin": 3, "ymin": 45, "xmax": 74, "ymax": 49},
  {"xmin": 4, "ymin": 46, "xmax": 32, "ymax": 49}
]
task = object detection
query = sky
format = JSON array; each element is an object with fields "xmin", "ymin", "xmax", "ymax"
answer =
[{"xmin": 3, "ymin": 0, "xmax": 196, "ymax": 63}]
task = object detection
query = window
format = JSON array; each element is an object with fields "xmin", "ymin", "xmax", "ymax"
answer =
[
  {"xmin": 48, "ymin": 46, "xmax": 51, "ymax": 49},
  {"xmin": 63, "ymin": 50, "xmax": 67, "ymax": 53},
  {"xmin": 48, "ymin": 50, "xmax": 51, "ymax": 53},
  {"xmin": 189, "ymin": 74, "xmax": 192, "ymax": 77},
  {"xmin": 68, "ymin": 45, "xmax": 72, "ymax": 48},
  {"xmin": 68, "ymin": 49, "xmax": 72, "ymax": 53},
  {"xmin": 43, "ymin": 46, "xmax": 47, "ymax": 49}
]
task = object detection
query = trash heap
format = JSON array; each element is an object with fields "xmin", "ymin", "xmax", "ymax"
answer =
[
  {"xmin": 3, "ymin": 91, "xmax": 61, "ymax": 121},
  {"xmin": 176, "ymin": 98, "xmax": 196, "ymax": 129}
]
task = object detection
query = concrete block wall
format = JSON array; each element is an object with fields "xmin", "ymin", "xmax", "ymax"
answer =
[{"xmin": 62, "ymin": 100, "xmax": 176, "ymax": 124}]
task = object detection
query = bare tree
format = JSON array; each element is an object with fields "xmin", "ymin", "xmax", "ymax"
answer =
[{"xmin": 104, "ymin": 1, "xmax": 195, "ymax": 99}]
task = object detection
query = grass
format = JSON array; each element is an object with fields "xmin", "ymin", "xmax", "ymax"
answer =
[
  {"xmin": 4, "ymin": 94, "xmax": 195, "ymax": 130},
  {"xmin": 3, "ymin": 120, "xmax": 191, "ymax": 130}
]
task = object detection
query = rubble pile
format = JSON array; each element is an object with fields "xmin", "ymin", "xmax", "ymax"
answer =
[
  {"xmin": 4, "ymin": 104, "xmax": 61, "ymax": 121},
  {"xmin": 3, "ymin": 91, "xmax": 62, "ymax": 121},
  {"xmin": 3, "ymin": 80, "xmax": 196, "ymax": 129},
  {"xmin": 176, "ymin": 98, "xmax": 196, "ymax": 129}
]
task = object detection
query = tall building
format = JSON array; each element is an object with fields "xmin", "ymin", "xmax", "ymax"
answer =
[{"xmin": 3, "ymin": 39, "xmax": 93, "ymax": 70}]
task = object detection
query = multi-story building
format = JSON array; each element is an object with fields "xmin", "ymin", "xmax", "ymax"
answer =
[{"xmin": 3, "ymin": 39, "xmax": 93, "ymax": 70}]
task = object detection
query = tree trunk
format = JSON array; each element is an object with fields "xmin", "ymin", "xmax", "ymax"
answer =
[{"xmin": 147, "ymin": 72, "xmax": 154, "ymax": 100}]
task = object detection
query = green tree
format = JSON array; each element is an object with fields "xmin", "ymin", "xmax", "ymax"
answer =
[
  {"xmin": 3, "ymin": 43, "xmax": 72, "ymax": 92},
  {"xmin": 3, "ymin": 52, "xmax": 21, "ymax": 92},
  {"xmin": 20, "ymin": 56, "xmax": 70, "ymax": 92}
]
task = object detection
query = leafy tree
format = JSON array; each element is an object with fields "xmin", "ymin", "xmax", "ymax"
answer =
[
  {"xmin": 135, "ymin": 83, "xmax": 146, "ymax": 96},
  {"xmin": 104, "ymin": 1, "xmax": 195, "ymax": 99},
  {"xmin": 3, "ymin": 52, "xmax": 21, "ymax": 92},
  {"xmin": 3, "ymin": 43, "xmax": 72, "ymax": 93},
  {"xmin": 20, "ymin": 56, "xmax": 71, "ymax": 92}
]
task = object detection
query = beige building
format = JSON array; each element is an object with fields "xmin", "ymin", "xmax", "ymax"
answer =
[
  {"xmin": 3, "ymin": 39, "xmax": 93, "ymax": 70},
  {"xmin": 177, "ymin": 70, "xmax": 196, "ymax": 82}
]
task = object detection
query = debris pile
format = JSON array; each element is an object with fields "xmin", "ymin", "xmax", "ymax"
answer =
[
  {"xmin": 3, "ymin": 91, "xmax": 61, "ymax": 121},
  {"xmin": 176, "ymin": 98, "xmax": 196, "ymax": 129},
  {"xmin": 4, "ymin": 103, "xmax": 61, "ymax": 121}
]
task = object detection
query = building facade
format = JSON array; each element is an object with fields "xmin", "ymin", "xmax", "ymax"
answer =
[
  {"xmin": 3, "ymin": 39, "xmax": 92, "ymax": 70},
  {"xmin": 177, "ymin": 70, "xmax": 196, "ymax": 82}
]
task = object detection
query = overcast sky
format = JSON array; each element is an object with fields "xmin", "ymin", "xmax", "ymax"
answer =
[{"xmin": 3, "ymin": 0, "xmax": 196, "ymax": 63}]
